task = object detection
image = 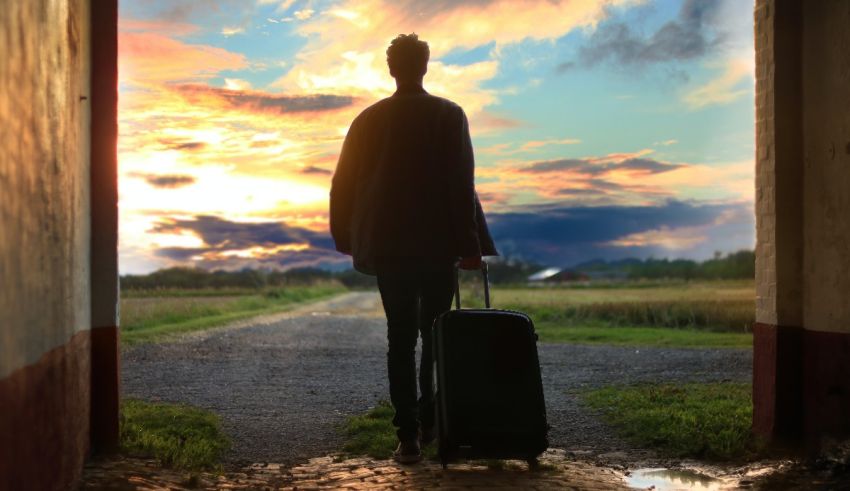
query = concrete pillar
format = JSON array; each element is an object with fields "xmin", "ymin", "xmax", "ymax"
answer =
[
  {"xmin": 753, "ymin": 0, "xmax": 805, "ymax": 443},
  {"xmin": 89, "ymin": 0, "xmax": 120, "ymax": 454},
  {"xmin": 754, "ymin": 0, "xmax": 850, "ymax": 446},
  {"xmin": 0, "ymin": 1, "xmax": 94, "ymax": 488}
]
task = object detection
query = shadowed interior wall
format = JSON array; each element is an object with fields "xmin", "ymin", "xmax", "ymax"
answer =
[
  {"xmin": 754, "ymin": 0, "xmax": 850, "ymax": 446},
  {"xmin": 800, "ymin": 0, "xmax": 850, "ymax": 440},
  {"xmin": 0, "ymin": 0, "xmax": 93, "ymax": 489}
]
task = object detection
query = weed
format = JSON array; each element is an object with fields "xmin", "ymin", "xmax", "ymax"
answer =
[{"xmin": 120, "ymin": 399, "xmax": 229, "ymax": 471}]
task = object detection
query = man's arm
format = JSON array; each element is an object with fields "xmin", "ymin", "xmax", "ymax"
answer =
[
  {"xmin": 447, "ymin": 106, "xmax": 482, "ymax": 264},
  {"xmin": 329, "ymin": 121, "xmax": 359, "ymax": 254}
]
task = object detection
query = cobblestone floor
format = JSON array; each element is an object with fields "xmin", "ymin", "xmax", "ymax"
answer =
[{"xmin": 81, "ymin": 449, "xmax": 629, "ymax": 490}]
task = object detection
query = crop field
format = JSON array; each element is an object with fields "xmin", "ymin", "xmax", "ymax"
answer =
[
  {"xmin": 120, "ymin": 279, "xmax": 755, "ymax": 348},
  {"xmin": 461, "ymin": 280, "xmax": 755, "ymax": 348}
]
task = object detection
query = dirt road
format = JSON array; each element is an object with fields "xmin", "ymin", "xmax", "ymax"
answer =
[{"xmin": 122, "ymin": 292, "xmax": 752, "ymax": 467}]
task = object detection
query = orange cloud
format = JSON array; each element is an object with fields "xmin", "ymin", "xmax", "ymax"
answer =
[
  {"xmin": 682, "ymin": 57, "xmax": 753, "ymax": 109},
  {"xmin": 603, "ymin": 204, "xmax": 753, "ymax": 250},
  {"xmin": 474, "ymin": 151, "xmax": 751, "ymax": 209},
  {"xmin": 481, "ymin": 137, "xmax": 581, "ymax": 155},
  {"xmin": 604, "ymin": 226, "xmax": 708, "ymax": 250},
  {"xmin": 119, "ymin": 31, "xmax": 248, "ymax": 85},
  {"xmin": 273, "ymin": 0, "xmax": 640, "ymax": 120}
]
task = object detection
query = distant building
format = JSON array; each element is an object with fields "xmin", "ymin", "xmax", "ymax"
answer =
[
  {"xmin": 527, "ymin": 267, "xmax": 562, "ymax": 282},
  {"xmin": 527, "ymin": 268, "xmax": 589, "ymax": 283}
]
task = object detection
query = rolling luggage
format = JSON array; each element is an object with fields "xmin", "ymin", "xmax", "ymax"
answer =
[{"xmin": 433, "ymin": 262, "xmax": 549, "ymax": 469}]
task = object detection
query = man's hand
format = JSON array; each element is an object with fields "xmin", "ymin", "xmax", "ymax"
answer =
[{"xmin": 458, "ymin": 256, "xmax": 482, "ymax": 270}]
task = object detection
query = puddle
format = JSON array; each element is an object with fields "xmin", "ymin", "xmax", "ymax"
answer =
[{"xmin": 627, "ymin": 468, "xmax": 726, "ymax": 490}]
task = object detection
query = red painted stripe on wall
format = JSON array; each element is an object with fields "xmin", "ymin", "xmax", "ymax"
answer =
[{"xmin": 0, "ymin": 330, "xmax": 91, "ymax": 491}]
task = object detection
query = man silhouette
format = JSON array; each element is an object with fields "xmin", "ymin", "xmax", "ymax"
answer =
[{"xmin": 330, "ymin": 33, "xmax": 497, "ymax": 463}]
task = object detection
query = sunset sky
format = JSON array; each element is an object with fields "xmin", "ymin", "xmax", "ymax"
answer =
[{"xmin": 118, "ymin": 0, "xmax": 756, "ymax": 274}]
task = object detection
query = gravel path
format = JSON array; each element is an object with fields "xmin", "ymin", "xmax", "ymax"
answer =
[{"xmin": 122, "ymin": 292, "xmax": 752, "ymax": 468}]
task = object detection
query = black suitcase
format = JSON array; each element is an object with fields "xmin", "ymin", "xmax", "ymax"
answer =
[{"xmin": 433, "ymin": 262, "xmax": 549, "ymax": 469}]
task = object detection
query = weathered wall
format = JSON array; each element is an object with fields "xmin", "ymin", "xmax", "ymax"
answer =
[
  {"xmin": 754, "ymin": 0, "xmax": 850, "ymax": 445},
  {"xmin": 754, "ymin": 0, "xmax": 804, "ymax": 328},
  {"xmin": 0, "ymin": 0, "xmax": 93, "ymax": 489},
  {"xmin": 799, "ymin": 0, "xmax": 850, "ymax": 442},
  {"xmin": 802, "ymin": 0, "xmax": 850, "ymax": 335}
]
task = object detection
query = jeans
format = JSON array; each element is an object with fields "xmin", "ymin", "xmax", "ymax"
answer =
[{"xmin": 376, "ymin": 261, "xmax": 455, "ymax": 441}]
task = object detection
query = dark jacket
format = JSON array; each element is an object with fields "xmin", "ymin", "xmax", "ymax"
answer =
[{"xmin": 329, "ymin": 86, "xmax": 497, "ymax": 275}]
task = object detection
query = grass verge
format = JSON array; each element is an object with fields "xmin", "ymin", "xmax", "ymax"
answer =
[
  {"xmin": 536, "ymin": 321, "xmax": 752, "ymax": 348},
  {"xmin": 121, "ymin": 285, "xmax": 345, "ymax": 345},
  {"xmin": 583, "ymin": 382, "xmax": 759, "ymax": 460},
  {"xmin": 120, "ymin": 399, "xmax": 229, "ymax": 471},
  {"xmin": 341, "ymin": 402, "xmax": 437, "ymax": 460}
]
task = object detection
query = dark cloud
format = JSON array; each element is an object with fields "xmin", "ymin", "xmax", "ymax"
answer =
[
  {"xmin": 577, "ymin": 6, "xmax": 712, "ymax": 67},
  {"xmin": 157, "ymin": 244, "xmax": 347, "ymax": 271},
  {"xmin": 300, "ymin": 165, "xmax": 333, "ymax": 175},
  {"xmin": 152, "ymin": 215, "xmax": 345, "ymax": 271},
  {"xmin": 152, "ymin": 215, "xmax": 335, "ymax": 251},
  {"xmin": 585, "ymin": 179, "xmax": 629, "ymax": 191},
  {"xmin": 521, "ymin": 159, "xmax": 589, "ymax": 174},
  {"xmin": 519, "ymin": 157, "xmax": 682, "ymax": 176},
  {"xmin": 555, "ymin": 61, "xmax": 576, "ymax": 74},
  {"xmin": 559, "ymin": 0, "xmax": 751, "ymax": 74},
  {"xmin": 617, "ymin": 158, "xmax": 683, "ymax": 173},
  {"xmin": 486, "ymin": 200, "xmax": 754, "ymax": 267},
  {"xmin": 159, "ymin": 140, "xmax": 206, "ymax": 151},
  {"xmin": 174, "ymin": 84, "xmax": 355, "ymax": 114},
  {"xmin": 146, "ymin": 175, "xmax": 196, "ymax": 188},
  {"xmin": 150, "ymin": 202, "xmax": 755, "ymax": 272},
  {"xmin": 129, "ymin": 173, "xmax": 197, "ymax": 189}
]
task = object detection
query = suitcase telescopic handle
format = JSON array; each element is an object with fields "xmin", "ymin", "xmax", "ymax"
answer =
[{"xmin": 454, "ymin": 260, "xmax": 491, "ymax": 310}]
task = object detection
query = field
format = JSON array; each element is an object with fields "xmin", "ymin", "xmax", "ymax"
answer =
[
  {"xmin": 121, "ymin": 284, "xmax": 345, "ymax": 345},
  {"xmin": 120, "ymin": 279, "xmax": 755, "ymax": 348},
  {"xmin": 584, "ymin": 382, "xmax": 757, "ymax": 460},
  {"xmin": 462, "ymin": 280, "xmax": 755, "ymax": 348}
]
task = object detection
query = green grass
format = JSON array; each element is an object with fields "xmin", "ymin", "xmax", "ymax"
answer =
[
  {"xmin": 535, "ymin": 321, "xmax": 752, "ymax": 348},
  {"xmin": 122, "ymin": 287, "xmax": 271, "ymax": 298},
  {"xmin": 120, "ymin": 399, "xmax": 230, "ymax": 471},
  {"xmin": 341, "ymin": 401, "xmax": 399, "ymax": 459},
  {"xmin": 583, "ymin": 383, "xmax": 758, "ymax": 460},
  {"xmin": 456, "ymin": 281, "xmax": 755, "ymax": 348},
  {"xmin": 120, "ymin": 285, "xmax": 345, "ymax": 345},
  {"xmin": 341, "ymin": 401, "xmax": 437, "ymax": 460}
]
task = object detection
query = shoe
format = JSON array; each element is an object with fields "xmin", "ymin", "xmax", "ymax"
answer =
[
  {"xmin": 393, "ymin": 439, "xmax": 422, "ymax": 464},
  {"xmin": 419, "ymin": 426, "xmax": 436, "ymax": 446}
]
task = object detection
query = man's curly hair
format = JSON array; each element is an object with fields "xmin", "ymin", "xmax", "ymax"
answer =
[{"xmin": 386, "ymin": 33, "xmax": 430, "ymax": 80}]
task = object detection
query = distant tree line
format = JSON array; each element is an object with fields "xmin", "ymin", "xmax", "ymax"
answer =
[
  {"xmin": 120, "ymin": 266, "xmax": 377, "ymax": 291},
  {"xmin": 573, "ymin": 250, "xmax": 755, "ymax": 280},
  {"xmin": 121, "ymin": 250, "xmax": 754, "ymax": 291}
]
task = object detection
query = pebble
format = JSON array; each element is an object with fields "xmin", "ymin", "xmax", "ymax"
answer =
[{"xmin": 81, "ymin": 450, "xmax": 630, "ymax": 490}]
